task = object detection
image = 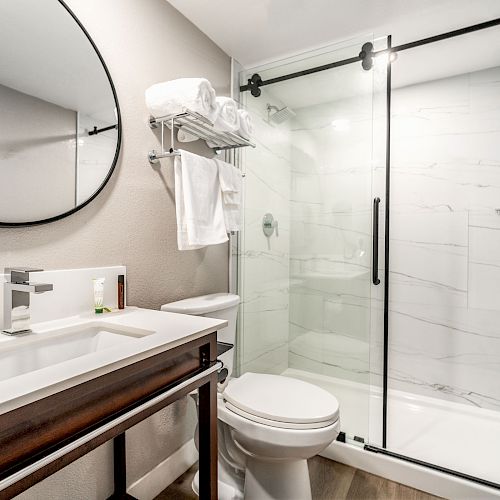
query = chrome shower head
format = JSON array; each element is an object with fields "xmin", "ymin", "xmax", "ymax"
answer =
[{"xmin": 267, "ymin": 104, "xmax": 295, "ymax": 124}]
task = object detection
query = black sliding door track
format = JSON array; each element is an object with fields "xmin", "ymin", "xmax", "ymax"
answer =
[
  {"xmin": 240, "ymin": 16, "xmax": 500, "ymax": 92},
  {"xmin": 240, "ymin": 55, "xmax": 361, "ymax": 91}
]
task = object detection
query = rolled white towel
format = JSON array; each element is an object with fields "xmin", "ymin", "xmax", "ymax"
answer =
[
  {"xmin": 145, "ymin": 78, "xmax": 217, "ymax": 121},
  {"xmin": 213, "ymin": 97, "xmax": 240, "ymax": 133},
  {"xmin": 237, "ymin": 109, "xmax": 253, "ymax": 139},
  {"xmin": 177, "ymin": 127, "xmax": 198, "ymax": 143}
]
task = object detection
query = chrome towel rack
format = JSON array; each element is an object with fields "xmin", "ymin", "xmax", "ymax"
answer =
[{"xmin": 148, "ymin": 109, "xmax": 255, "ymax": 164}]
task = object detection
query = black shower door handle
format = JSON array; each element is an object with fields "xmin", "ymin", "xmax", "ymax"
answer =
[{"xmin": 372, "ymin": 197, "xmax": 381, "ymax": 285}]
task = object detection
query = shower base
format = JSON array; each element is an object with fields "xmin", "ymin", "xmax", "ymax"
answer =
[{"xmin": 283, "ymin": 368, "xmax": 500, "ymax": 487}]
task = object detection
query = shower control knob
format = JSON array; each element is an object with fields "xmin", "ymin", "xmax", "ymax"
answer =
[{"xmin": 263, "ymin": 213, "xmax": 278, "ymax": 237}]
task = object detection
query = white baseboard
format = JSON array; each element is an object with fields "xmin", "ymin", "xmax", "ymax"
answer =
[
  {"xmin": 127, "ymin": 439, "xmax": 198, "ymax": 500},
  {"xmin": 321, "ymin": 442, "xmax": 500, "ymax": 499}
]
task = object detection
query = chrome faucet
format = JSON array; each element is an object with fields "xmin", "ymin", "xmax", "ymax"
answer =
[{"xmin": 3, "ymin": 267, "xmax": 53, "ymax": 335}]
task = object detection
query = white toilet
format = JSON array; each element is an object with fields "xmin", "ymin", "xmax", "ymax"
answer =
[{"xmin": 161, "ymin": 293, "xmax": 340, "ymax": 500}]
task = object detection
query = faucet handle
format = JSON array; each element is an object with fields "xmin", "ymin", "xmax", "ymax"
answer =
[{"xmin": 5, "ymin": 267, "xmax": 44, "ymax": 283}]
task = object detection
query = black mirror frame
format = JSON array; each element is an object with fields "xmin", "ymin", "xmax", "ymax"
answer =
[{"xmin": 0, "ymin": 0, "xmax": 122, "ymax": 227}]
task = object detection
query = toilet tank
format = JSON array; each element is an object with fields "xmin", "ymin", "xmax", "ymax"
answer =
[{"xmin": 160, "ymin": 293, "xmax": 240, "ymax": 378}]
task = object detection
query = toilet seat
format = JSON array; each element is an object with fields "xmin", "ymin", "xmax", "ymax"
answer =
[
  {"xmin": 223, "ymin": 373, "xmax": 339, "ymax": 429},
  {"xmin": 224, "ymin": 401, "xmax": 337, "ymax": 429},
  {"xmin": 217, "ymin": 396, "xmax": 340, "ymax": 461}
]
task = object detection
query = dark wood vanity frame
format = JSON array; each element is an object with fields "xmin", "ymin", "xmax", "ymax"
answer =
[{"xmin": 0, "ymin": 332, "xmax": 218, "ymax": 500}]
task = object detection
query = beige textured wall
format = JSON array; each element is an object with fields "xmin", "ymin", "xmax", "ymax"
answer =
[
  {"xmin": 5, "ymin": 0, "xmax": 230, "ymax": 498},
  {"xmin": 0, "ymin": 0, "xmax": 230, "ymax": 310}
]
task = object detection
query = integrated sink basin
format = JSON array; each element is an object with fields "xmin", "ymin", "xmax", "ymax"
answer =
[{"xmin": 0, "ymin": 323, "xmax": 153, "ymax": 382}]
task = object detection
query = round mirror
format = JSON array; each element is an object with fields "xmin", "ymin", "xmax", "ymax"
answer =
[{"xmin": 0, "ymin": 0, "xmax": 121, "ymax": 226}]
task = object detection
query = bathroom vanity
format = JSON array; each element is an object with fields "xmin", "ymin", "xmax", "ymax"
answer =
[{"xmin": 0, "ymin": 307, "xmax": 225, "ymax": 499}]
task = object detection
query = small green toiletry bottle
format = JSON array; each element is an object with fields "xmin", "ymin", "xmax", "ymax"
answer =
[{"xmin": 93, "ymin": 277, "xmax": 105, "ymax": 314}]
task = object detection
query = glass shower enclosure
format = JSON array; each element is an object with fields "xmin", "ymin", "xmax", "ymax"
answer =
[
  {"xmin": 238, "ymin": 36, "xmax": 388, "ymax": 448},
  {"xmin": 237, "ymin": 18, "xmax": 500, "ymax": 490}
]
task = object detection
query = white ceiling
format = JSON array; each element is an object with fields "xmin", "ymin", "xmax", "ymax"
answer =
[{"xmin": 166, "ymin": 0, "xmax": 500, "ymax": 69}]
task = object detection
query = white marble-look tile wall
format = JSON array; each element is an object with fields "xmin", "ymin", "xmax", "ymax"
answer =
[
  {"xmin": 238, "ymin": 87, "xmax": 291, "ymax": 375},
  {"xmin": 288, "ymin": 91, "xmax": 374, "ymax": 386},
  {"xmin": 388, "ymin": 66, "xmax": 500, "ymax": 411},
  {"xmin": 239, "ymin": 61, "xmax": 500, "ymax": 415},
  {"xmin": 282, "ymin": 64, "xmax": 500, "ymax": 414}
]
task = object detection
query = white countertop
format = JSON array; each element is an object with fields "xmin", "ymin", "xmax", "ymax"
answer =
[{"xmin": 0, "ymin": 307, "xmax": 227, "ymax": 416}]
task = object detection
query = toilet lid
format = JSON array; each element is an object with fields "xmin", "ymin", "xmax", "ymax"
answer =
[
  {"xmin": 161, "ymin": 293, "xmax": 239, "ymax": 315},
  {"xmin": 223, "ymin": 373, "xmax": 339, "ymax": 426}
]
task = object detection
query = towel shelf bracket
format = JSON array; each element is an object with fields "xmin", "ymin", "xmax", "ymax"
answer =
[{"xmin": 148, "ymin": 109, "xmax": 255, "ymax": 164}]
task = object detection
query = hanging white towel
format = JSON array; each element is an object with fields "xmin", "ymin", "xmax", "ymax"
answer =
[
  {"xmin": 174, "ymin": 150, "xmax": 228, "ymax": 250},
  {"xmin": 216, "ymin": 159, "xmax": 242, "ymax": 232},
  {"xmin": 237, "ymin": 109, "xmax": 254, "ymax": 139},
  {"xmin": 145, "ymin": 78, "xmax": 217, "ymax": 121},
  {"xmin": 213, "ymin": 97, "xmax": 240, "ymax": 133}
]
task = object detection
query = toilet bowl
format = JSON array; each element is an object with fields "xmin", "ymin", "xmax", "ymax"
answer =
[{"xmin": 161, "ymin": 293, "xmax": 340, "ymax": 500}]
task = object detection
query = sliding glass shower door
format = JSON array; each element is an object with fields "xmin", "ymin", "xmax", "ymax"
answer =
[
  {"xmin": 385, "ymin": 23, "xmax": 500, "ymax": 486},
  {"xmin": 238, "ymin": 20, "xmax": 500, "ymax": 489},
  {"xmin": 238, "ymin": 37, "xmax": 388, "ymax": 446}
]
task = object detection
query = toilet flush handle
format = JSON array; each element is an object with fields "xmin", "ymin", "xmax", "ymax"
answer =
[{"xmin": 218, "ymin": 366, "xmax": 229, "ymax": 384}]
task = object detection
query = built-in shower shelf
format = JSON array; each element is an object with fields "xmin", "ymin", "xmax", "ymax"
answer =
[{"xmin": 148, "ymin": 109, "xmax": 255, "ymax": 163}]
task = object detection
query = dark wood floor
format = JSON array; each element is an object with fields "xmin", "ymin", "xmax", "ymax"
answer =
[{"xmin": 155, "ymin": 456, "xmax": 441, "ymax": 500}]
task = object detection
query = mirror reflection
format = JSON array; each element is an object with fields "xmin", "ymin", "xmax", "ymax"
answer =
[{"xmin": 0, "ymin": 0, "xmax": 120, "ymax": 225}]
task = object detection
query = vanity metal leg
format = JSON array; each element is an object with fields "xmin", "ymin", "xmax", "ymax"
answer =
[
  {"xmin": 198, "ymin": 372, "xmax": 218, "ymax": 500},
  {"xmin": 109, "ymin": 433, "xmax": 137, "ymax": 500}
]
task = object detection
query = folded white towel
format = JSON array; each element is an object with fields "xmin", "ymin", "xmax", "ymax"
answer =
[
  {"xmin": 237, "ymin": 109, "xmax": 253, "ymax": 139},
  {"xmin": 216, "ymin": 159, "xmax": 242, "ymax": 232},
  {"xmin": 222, "ymin": 202, "xmax": 240, "ymax": 233},
  {"xmin": 213, "ymin": 97, "xmax": 240, "ymax": 133},
  {"xmin": 174, "ymin": 150, "xmax": 228, "ymax": 250},
  {"xmin": 145, "ymin": 78, "xmax": 217, "ymax": 121},
  {"xmin": 217, "ymin": 159, "xmax": 242, "ymax": 203}
]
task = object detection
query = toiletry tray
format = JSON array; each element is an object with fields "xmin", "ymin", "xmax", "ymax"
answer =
[{"xmin": 148, "ymin": 109, "xmax": 255, "ymax": 163}]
